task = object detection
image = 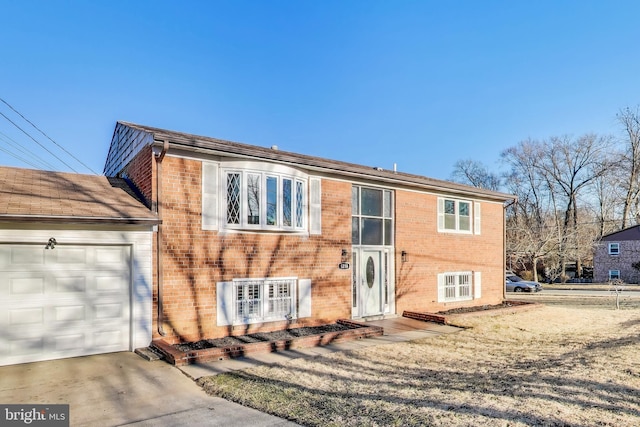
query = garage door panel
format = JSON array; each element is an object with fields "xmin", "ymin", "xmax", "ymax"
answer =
[
  {"xmin": 51, "ymin": 247, "xmax": 87, "ymax": 264},
  {"xmin": 95, "ymin": 247, "xmax": 128, "ymax": 265},
  {"xmin": 10, "ymin": 277, "xmax": 45, "ymax": 295},
  {"xmin": 9, "ymin": 307, "xmax": 44, "ymax": 326},
  {"xmin": 0, "ymin": 244, "xmax": 132, "ymax": 366}
]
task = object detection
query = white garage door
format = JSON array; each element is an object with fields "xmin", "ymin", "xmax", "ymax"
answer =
[{"xmin": 0, "ymin": 244, "xmax": 131, "ymax": 366}]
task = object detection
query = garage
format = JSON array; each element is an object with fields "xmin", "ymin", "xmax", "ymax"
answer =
[
  {"xmin": 0, "ymin": 166, "xmax": 159, "ymax": 366},
  {"xmin": 0, "ymin": 244, "xmax": 133, "ymax": 366}
]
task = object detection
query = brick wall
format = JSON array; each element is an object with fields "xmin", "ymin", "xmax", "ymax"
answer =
[
  {"xmin": 394, "ymin": 190, "xmax": 504, "ymax": 313},
  {"xmin": 594, "ymin": 241, "xmax": 640, "ymax": 283},
  {"xmin": 121, "ymin": 151, "xmax": 506, "ymax": 344},
  {"xmin": 156, "ymin": 157, "xmax": 352, "ymax": 343}
]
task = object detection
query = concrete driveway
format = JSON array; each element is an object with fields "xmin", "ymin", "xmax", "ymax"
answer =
[{"xmin": 0, "ymin": 352, "xmax": 297, "ymax": 426}]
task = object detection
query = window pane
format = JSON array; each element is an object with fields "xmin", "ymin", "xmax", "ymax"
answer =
[
  {"xmin": 266, "ymin": 176, "xmax": 278, "ymax": 225},
  {"xmin": 459, "ymin": 202, "xmax": 470, "ymax": 230},
  {"xmin": 362, "ymin": 218, "xmax": 383, "ymax": 245},
  {"xmin": 295, "ymin": 181, "xmax": 304, "ymax": 228},
  {"xmin": 352, "ymin": 217, "xmax": 360, "ymax": 244},
  {"xmin": 383, "ymin": 191, "xmax": 392, "ymax": 218},
  {"xmin": 444, "ymin": 213, "xmax": 456, "ymax": 230},
  {"xmin": 283, "ymin": 178, "xmax": 292, "ymax": 227},
  {"xmin": 361, "ymin": 188, "xmax": 382, "ymax": 217},
  {"xmin": 227, "ymin": 173, "xmax": 241, "ymax": 224},
  {"xmin": 352, "ymin": 186, "xmax": 359, "ymax": 215},
  {"xmin": 247, "ymin": 173, "xmax": 260, "ymax": 224},
  {"xmin": 444, "ymin": 199, "xmax": 455, "ymax": 215},
  {"xmin": 384, "ymin": 219, "xmax": 392, "ymax": 246}
]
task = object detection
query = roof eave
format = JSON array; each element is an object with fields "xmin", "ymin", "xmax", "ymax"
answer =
[
  {"xmin": 0, "ymin": 214, "xmax": 161, "ymax": 226},
  {"xmin": 151, "ymin": 139, "xmax": 514, "ymax": 202}
]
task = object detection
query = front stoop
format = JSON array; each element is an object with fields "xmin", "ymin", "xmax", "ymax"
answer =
[
  {"xmin": 152, "ymin": 319, "xmax": 384, "ymax": 366},
  {"xmin": 403, "ymin": 300, "xmax": 541, "ymax": 325}
]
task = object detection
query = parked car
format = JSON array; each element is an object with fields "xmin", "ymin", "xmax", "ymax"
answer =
[{"xmin": 506, "ymin": 274, "xmax": 542, "ymax": 292}]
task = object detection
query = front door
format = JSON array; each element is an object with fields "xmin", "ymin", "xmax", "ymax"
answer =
[{"xmin": 353, "ymin": 249, "xmax": 385, "ymax": 317}]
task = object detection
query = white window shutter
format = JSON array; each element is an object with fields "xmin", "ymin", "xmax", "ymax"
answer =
[
  {"xmin": 202, "ymin": 162, "xmax": 219, "ymax": 230},
  {"xmin": 216, "ymin": 281, "xmax": 234, "ymax": 326},
  {"xmin": 437, "ymin": 273, "xmax": 445, "ymax": 302},
  {"xmin": 437, "ymin": 198, "xmax": 444, "ymax": 232},
  {"xmin": 309, "ymin": 177, "xmax": 322, "ymax": 235},
  {"xmin": 474, "ymin": 272, "xmax": 482, "ymax": 299},
  {"xmin": 298, "ymin": 279, "xmax": 312, "ymax": 318},
  {"xmin": 474, "ymin": 202, "xmax": 481, "ymax": 235}
]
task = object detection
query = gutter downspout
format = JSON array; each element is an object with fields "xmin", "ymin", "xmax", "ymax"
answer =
[
  {"xmin": 503, "ymin": 198, "xmax": 518, "ymax": 300},
  {"xmin": 155, "ymin": 139, "xmax": 169, "ymax": 336}
]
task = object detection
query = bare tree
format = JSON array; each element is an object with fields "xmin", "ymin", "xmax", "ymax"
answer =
[
  {"xmin": 535, "ymin": 134, "xmax": 614, "ymax": 278},
  {"xmin": 617, "ymin": 106, "xmax": 640, "ymax": 229},
  {"xmin": 450, "ymin": 159, "xmax": 502, "ymax": 191}
]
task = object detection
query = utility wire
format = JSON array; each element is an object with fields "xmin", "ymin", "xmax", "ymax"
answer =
[
  {"xmin": 0, "ymin": 144, "xmax": 44, "ymax": 170},
  {"xmin": 0, "ymin": 97, "xmax": 99, "ymax": 175},
  {"xmin": 0, "ymin": 130, "xmax": 58, "ymax": 170},
  {"xmin": 0, "ymin": 109, "xmax": 79, "ymax": 173}
]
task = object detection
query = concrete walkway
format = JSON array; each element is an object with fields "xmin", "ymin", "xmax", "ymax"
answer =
[
  {"xmin": 179, "ymin": 317, "xmax": 460, "ymax": 380},
  {"xmin": 0, "ymin": 352, "xmax": 297, "ymax": 427}
]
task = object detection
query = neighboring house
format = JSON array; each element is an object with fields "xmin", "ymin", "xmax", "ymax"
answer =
[
  {"xmin": 0, "ymin": 167, "xmax": 159, "ymax": 366},
  {"xmin": 594, "ymin": 225, "xmax": 640, "ymax": 284},
  {"xmin": 104, "ymin": 122, "xmax": 514, "ymax": 345}
]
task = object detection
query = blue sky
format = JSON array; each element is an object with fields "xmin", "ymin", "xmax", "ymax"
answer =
[{"xmin": 1, "ymin": 0, "xmax": 639, "ymax": 179}]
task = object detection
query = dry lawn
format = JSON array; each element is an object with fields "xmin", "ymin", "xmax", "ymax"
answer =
[{"xmin": 198, "ymin": 296, "xmax": 640, "ymax": 426}]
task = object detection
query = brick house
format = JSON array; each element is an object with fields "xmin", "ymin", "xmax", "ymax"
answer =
[
  {"xmin": 594, "ymin": 225, "xmax": 640, "ymax": 284},
  {"xmin": 104, "ymin": 121, "xmax": 514, "ymax": 345}
]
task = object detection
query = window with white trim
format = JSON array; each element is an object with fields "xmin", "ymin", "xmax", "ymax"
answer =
[
  {"xmin": 438, "ymin": 271, "xmax": 480, "ymax": 302},
  {"xmin": 608, "ymin": 242, "xmax": 620, "ymax": 255},
  {"xmin": 224, "ymin": 169, "xmax": 307, "ymax": 231},
  {"xmin": 609, "ymin": 270, "xmax": 620, "ymax": 280},
  {"xmin": 234, "ymin": 278, "xmax": 296, "ymax": 323},
  {"xmin": 438, "ymin": 198, "xmax": 480, "ymax": 234}
]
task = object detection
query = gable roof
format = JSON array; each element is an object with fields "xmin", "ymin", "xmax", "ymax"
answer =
[
  {"xmin": 0, "ymin": 166, "xmax": 159, "ymax": 225},
  {"xmin": 601, "ymin": 225, "xmax": 640, "ymax": 241},
  {"xmin": 105, "ymin": 121, "xmax": 515, "ymax": 203}
]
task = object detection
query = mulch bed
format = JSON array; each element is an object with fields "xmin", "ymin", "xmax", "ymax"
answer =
[
  {"xmin": 437, "ymin": 301, "xmax": 520, "ymax": 315},
  {"xmin": 174, "ymin": 323, "xmax": 358, "ymax": 352}
]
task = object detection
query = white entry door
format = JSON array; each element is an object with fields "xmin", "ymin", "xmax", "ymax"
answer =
[
  {"xmin": 0, "ymin": 244, "xmax": 132, "ymax": 366},
  {"xmin": 360, "ymin": 249, "xmax": 383, "ymax": 317}
]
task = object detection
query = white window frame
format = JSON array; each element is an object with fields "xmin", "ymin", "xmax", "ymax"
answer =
[
  {"xmin": 222, "ymin": 164, "xmax": 308, "ymax": 232},
  {"xmin": 233, "ymin": 277, "xmax": 297, "ymax": 324},
  {"xmin": 609, "ymin": 270, "xmax": 621, "ymax": 280},
  {"xmin": 438, "ymin": 197, "xmax": 479, "ymax": 234},
  {"xmin": 608, "ymin": 242, "xmax": 620, "ymax": 255},
  {"xmin": 438, "ymin": 271, "xmax": 478, "ymax": 302}
]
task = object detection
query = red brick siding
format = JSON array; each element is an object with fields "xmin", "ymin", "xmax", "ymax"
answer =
[
  {"xmin": 156, "ymin": 157, "xmax": 353, "ymax": 343},
  {"xmin": 119, "ymin": 145, "xmax": 154, "ymax": 205},
  {"xmin": 394, "ymin": 190, "xmax": 504, "ymax": 313},
  {"xmin": 124, "ymin": 150, "xmax": 506, "ymax": 344}
]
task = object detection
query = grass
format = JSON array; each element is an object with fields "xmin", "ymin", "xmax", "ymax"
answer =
[{"xmin": 197, "ymin": 296, "xmax": 640, "ymax": 426}]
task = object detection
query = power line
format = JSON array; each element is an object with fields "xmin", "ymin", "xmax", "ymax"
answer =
[
  {"xmin": 0, "ymin": 130, "xmax": 58, "ymax": 170},
  {"xmin": 0, "ymin": 97, "xmax": 99, "ymax": 175},
  {"xmin": 0, "ymin": 109, "xmax": 79, "ymax": 173}
]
